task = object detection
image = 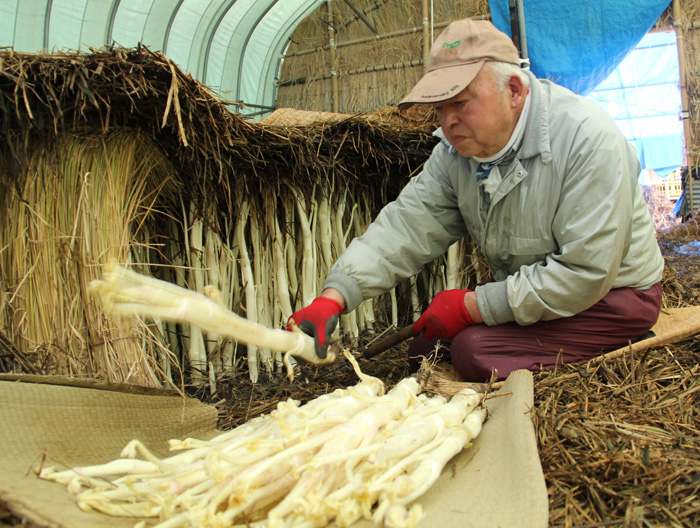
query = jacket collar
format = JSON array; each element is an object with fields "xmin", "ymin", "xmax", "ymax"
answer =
[{"xmin": 519, "ymin": 71, "xmax": 553, "ymax": 164}]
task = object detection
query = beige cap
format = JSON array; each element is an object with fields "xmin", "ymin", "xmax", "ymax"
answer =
[{"xmin": 398, "ymin": 19, "xmax": 520, "ymax": 110}]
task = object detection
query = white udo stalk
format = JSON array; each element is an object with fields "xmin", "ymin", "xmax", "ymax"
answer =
[
  {"xmin": 283, "ymin": 204, "xmax": 299, "ymax": 306},
  {"xmin": 204, "ymin": 220, "xmax": 221, "ymax": 291},
  {"xmin": 317, "ymin": 192, "xmax": 333, "ymax": 276},
  {"xmin": 293, "ymin": 189, "xmax": 316, "ymax": 308},
  {"xmin": 439, "ymin": 262, "xmax": 447, "ymax": 294},
  {"xmin": 203, "ymin": 219, "xmax": 224, "ymax": 371},
  {"xmin": 427, "ymin": 265, "xmax": 437, "ymax": 299},
  {"xmin": 410, "ymin": 275, "xmax": 420, "ymax": 324},
  {"xmin": 330, "ymin": 190, "xmax": 344, "ymax": 265},
  {"xmin": 391, "ymin": 407, "xmax": 487, "ymax": 506},
  {"xmin": 218, "ymin": 242, "xmax": 237, "ymax": 370},
  {"xmin": 266, "ymin": 377, "xmax": 421, "ymax": 527},
  {"xmin": 446, "ymin": 240, "xmax": 461, "ymax": 290},
  {"xmin": 42, "ymin": 348, "xmax": 487, "ymax": 528},
  {"xmin": 471, "ymin": 252, "xmax": 483, "ymax": 285},
  {"xmin": 224, "ymin": 213, "xmax": 241, "ymax": 372},
  {"xmin": 333, "ymin": 191, "xmax": 359, "ymax": 337},
  {"xmin": 265, "ymin": 235, "xmax": 284, "ymax": 371},
  {"xmin": 371, "ymin": 388, "xmax": 481, "ymax": 465},
  {"xmin": 360, "ymin": 299, "xmax": 376, "ymax": 334},
  {"xmin": 273, "ymin": 215, "xmax": 294, "ymax": 323},
  {"xmin": 187, "ymin": 203, "xmax": 207, "ymax": 385},
  {"xmin": 250, "ymin": 211, "xmax": 273, "ymax": 373},
  {"xmin": 235, "ymin": 202, "xmax": 260, "ymax": 382}
]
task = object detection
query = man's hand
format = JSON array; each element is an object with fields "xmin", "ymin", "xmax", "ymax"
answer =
[
  {"xmin": 287, "ymin": 297, "xmax": 343, "ymax": 359},
  {"xmin": 413, "ymin": 289, "xmax": 474, "ymax": 340}
]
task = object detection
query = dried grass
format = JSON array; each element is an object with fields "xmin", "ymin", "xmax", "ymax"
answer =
[
  {"xmin": 657, "ymin": 212, "xmax": 700, "ymax": 308},
  {"xmin": 643, "ymin": 185, "xmax": 682, "ymax": 232},
  {"xmin": 0, "ymin": 130, "xmax": 180, "ymax": 387},
  {"xmin": 533, "ymin": 335, "xmax": 700, "ymax": 527}
]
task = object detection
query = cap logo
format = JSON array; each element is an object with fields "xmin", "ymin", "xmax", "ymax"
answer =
[{"xmin": 442, "ymin": 40, "xmax": 461, "ymax": 59}]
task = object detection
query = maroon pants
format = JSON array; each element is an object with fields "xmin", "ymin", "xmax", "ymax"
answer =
[{"xmin": 407, "ymin": 283, "xmax": 663, "ymax": 382}]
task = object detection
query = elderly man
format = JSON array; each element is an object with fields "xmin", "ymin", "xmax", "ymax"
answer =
[{"xmin": 288, "ymin": 19, "xmax": 664, "ymax": 381}]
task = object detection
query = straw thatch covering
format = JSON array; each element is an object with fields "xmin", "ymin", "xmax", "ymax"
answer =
[
  {"xmin": 261, "ymin": 108, "xmax": 355, "ymax": 126},
  {"xmin": 2, "ymin": 45, "xmax": 487, "ymax": 388},
  {"xmin": 0, "ymin": 46, "xmax": 435, "ymax": 205}
]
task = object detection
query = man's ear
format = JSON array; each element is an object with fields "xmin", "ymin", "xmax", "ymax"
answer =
[{"xmin": 508, "ymin": 75, "xmax": 526, "ymax": 108}]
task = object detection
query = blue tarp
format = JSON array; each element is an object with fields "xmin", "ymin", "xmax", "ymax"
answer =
[
  {"xmin": 634, "ymin": 135, "xmax": 684, "ymax": 178},
  {"xmin": 489, "ymin": 0, "xmax": 671, "ymax": 95}
]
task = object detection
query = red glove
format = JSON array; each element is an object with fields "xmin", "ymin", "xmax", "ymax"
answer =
[
  {"xmin": 413, "ymin": 289, "xmax": 474, "ymax": 340},
  {"xmin": 287, "ymin": 297, "xmax": 343, "ymax": 359}
]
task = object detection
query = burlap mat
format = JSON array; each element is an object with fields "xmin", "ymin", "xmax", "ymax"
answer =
[
  {"xmin": 0, "ymin": 380, "xmax": 218, "ymax": 528},
  {"xmin": 410, "ymin": 369, "xmax": 548, "ymax": 528},
  {"xmin": 0, "ymin": 370, "xmax": 547, "ymax": 528}
]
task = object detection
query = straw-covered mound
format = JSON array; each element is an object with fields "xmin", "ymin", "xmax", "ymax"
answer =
[{"xmin": 1, "ymin": 46, "xmax": 461, "ymax": 388}]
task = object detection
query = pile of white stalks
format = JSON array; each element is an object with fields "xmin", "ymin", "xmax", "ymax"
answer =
[
  {"xmin": 39, "ymin": 262, "xmax": 488, "ymax": 528},
  {"xmin": 40, "ymin": 360, "xmax": 486, "ymax": 528}
]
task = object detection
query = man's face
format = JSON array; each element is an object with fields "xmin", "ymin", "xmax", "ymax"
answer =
[{"xmin": 435, "ymin": 66, "xmax": 521, "ymax": 158}]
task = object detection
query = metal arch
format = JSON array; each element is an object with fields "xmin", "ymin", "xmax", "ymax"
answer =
[
  {"xmin": 163, "ymin": 0, "xmax": 186, "ymax": 56},
  {"xmin": 43, "ymin": 0, "xmax": 53, "ymax": 50},
  {"xmin": 107, "ymin": 0, "xmax": 123, "ymax": 45},
  {"xmin": 235, "ymin": 0, "xmax": 280, "ymax": 102},
  {"xmin": 78, "ymin": 0, "xmax": 91, "ymax": 51},
  {"xmin": 258, "ymin": 0, "xmax": 326, "ymax": 110},
  {"xmin": 201, "ymin": 0, "xmax": 239, "ymax": 83}
]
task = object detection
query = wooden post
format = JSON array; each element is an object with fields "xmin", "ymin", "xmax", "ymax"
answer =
[
  {"xmin": 673, "ymin": 0, "xmax": 694, "ymax": 215},
  {"xmin": 327, "ymin": 1, "xmax": 340, "ymax": 113},
  {"xmin": 422, "ymin": 0, "xmax": 430, "ymax": 73}
]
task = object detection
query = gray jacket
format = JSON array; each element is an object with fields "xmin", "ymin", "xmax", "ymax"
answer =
[{"xmin": 324, "ymin": 72, "xmax": 664, "ymax": 326}]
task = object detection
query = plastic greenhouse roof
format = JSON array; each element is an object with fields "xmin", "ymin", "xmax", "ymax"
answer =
[
  {"xmin": 587, "ymin": 30, "xmax": 683, "ymax": 177},
  {"xmin": 587, "ymin": 31, "xmax": 681, "ymax": 143},
  {"xmin": 0, "ymin": 0, "xmax": 327, "ymax": 116}
]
